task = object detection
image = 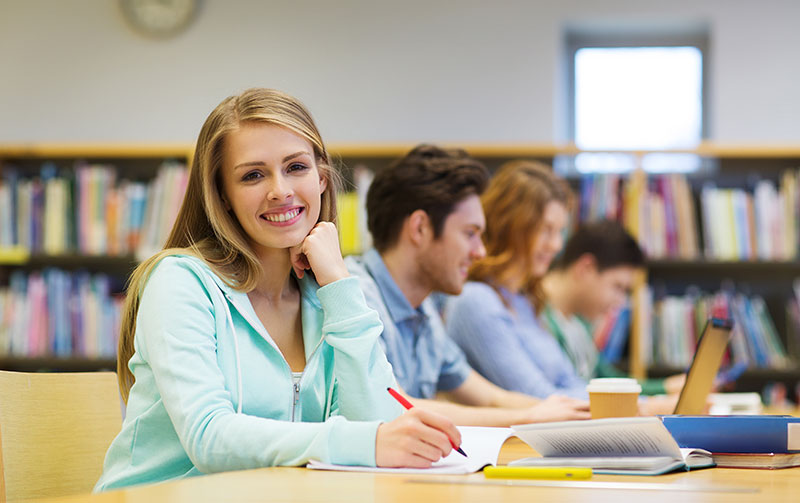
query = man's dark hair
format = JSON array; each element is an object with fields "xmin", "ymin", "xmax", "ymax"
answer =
[
  {"xmin": 553, "ymin": 220, "xmax": 645, "ymax": 271},
  {"xmin": 366, "ymin": 144, "xmax": 489, "ymax": 252}
]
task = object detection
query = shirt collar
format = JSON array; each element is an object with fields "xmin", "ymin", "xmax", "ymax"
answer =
[{"xmin": 363, "ymin": 249, "xmax": 420, "ymax": 324}]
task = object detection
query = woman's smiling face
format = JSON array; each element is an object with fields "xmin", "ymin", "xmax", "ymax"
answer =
[{"xmin": 220, "ymin": 122, "xmax": 327, "ymax": 252}]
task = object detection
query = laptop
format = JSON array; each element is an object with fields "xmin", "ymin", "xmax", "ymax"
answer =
[{"xmin": 672, "ymin": 317, "xmax": 734, "ymax": 415}]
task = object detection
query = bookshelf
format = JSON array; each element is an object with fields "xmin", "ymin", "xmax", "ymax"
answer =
[
  {"xmin": 571, "ymin": 146, "xmax": 800, "ymax": 397},
  {"xmin": 3, "ymin": 142, "xmax": 800, "ymax": 398},
  {"xmin": 0, "ymin": 142, "xmax": 560, "ymax": 372},
  {"xmin": 0, "ymin": 144, "xmax": 193, "ymax": 371},
  {"xmin": 643, "ymin": 258, "xmax": 800, "ymax": 392}
]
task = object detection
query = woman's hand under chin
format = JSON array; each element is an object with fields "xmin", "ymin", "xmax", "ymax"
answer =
[{"xmin": 290, "ymin": 221, "xmax": 350, "ymax": 287}]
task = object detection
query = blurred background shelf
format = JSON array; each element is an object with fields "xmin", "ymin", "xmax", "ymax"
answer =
[
  {"xmin": 0, "ymin": 253, "xmax": 138, "ymax": 271},
  {"xmin": 647, "ymin": 259, "xmax": 800, "ymax": 274},
  {"xmin": 0, "ymin": 357, "xmax": 116, "ymax": 372}
]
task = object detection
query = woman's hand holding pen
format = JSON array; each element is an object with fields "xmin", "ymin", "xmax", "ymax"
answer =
[
  {"xmin": 290, "ymin": 221, "xmax": 349, "ymax": 286},
  {"xmin": 375, "ymin": 408, "xmax": 462, "ymax": 468}
]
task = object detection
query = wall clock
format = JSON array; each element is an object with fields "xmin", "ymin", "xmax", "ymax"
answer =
[{"xmin": 121, "ymin": 0, "xmax": 198, "ymax": 38}]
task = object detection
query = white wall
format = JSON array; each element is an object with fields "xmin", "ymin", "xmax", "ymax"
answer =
[{"xmin": 1, "ymin": 0, "xmax": 798, "ymax": 144}]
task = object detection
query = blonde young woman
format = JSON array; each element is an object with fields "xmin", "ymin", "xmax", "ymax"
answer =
[
  {"xmin": 96, "ymin": 89, "xmax": 461, "ymax": 491},
  {"xmin": 444, "ymin": 161, "xmax": 589, "ymax": 399}
]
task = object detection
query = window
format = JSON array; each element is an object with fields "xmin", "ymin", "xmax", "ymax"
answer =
[{"xmin": 565, "ymin": 31, "xmax": 708, "ymax": 174}]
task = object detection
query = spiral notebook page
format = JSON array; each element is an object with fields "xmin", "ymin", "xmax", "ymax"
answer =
[{"xmin": 307, "ymin": 426, "xmax": 513, "ymax": 474}]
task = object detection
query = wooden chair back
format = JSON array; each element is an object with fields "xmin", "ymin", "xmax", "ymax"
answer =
[{"xmin": 0, "ymin": 370, "xmax": 122, "ymax": 502}]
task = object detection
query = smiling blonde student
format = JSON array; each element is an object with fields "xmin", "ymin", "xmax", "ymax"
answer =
[{"xmin": 95, "ymin": 89, "xmax": 460, "ymax": 491}]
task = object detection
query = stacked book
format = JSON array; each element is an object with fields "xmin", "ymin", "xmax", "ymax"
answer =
[
  {"xmin": 663, "ymin": 415, "xmax": 800, "ymax": 469},
  {"xmin": 0, "ymin": 269, "xmax": 122, "ymax": 359}
]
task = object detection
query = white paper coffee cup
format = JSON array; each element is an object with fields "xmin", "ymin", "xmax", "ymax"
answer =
[{"xmin": 586, "ymin": 378, "xmax": 641, "ymax": 419}]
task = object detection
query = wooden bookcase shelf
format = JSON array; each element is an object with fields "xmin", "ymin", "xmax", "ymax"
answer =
[
  {"xmin": 646, "ymin": 259, "xmax": 800, "ymax": 275},
  {"xmin": 2, "ymin": 142, "xmax": 800, "ymax": 388},
  {"xmin": 0, "ymin": 357, "xmax": 116, "ymax": 372}
]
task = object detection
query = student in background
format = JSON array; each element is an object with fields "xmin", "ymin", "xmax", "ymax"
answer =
[
  {"xmin": 346, "ymin": 146, "xmax": 589, "ymax": 427},
  {"xmin": 445, "ymin": 161, "xmax": 589, "ymax": 399},
  {"xmin": 96, "ymin": 89, "xmax": 460, "ymax": 491},
  {"xmin": 541, "ymin": 220, "xmax": 685, "ymax": 396}
]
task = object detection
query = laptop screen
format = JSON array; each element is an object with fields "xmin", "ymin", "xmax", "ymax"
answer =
[{"xmin": 673, "ymin": 317, "xmax": 734, "ymax": 415}]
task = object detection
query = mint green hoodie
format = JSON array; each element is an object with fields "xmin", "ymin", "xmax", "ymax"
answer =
[{"xmin": 95, "ymin": 255, "xmax": 402, "ymax": 491}]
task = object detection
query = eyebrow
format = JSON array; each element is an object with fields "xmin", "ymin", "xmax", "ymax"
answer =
[{"xmin": 233, "ymin": 151, "xmax": 311, "ymax": 171}]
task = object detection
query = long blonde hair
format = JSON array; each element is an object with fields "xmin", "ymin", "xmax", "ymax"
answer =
[
  {"xmin": 468, "ymin": 160, "xmax": 572, "ymax": 311},
  {"xmin": 117, "ymin": 88, "xmax": 340, "ymax": 402}
]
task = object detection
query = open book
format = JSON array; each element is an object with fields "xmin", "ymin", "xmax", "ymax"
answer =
[
  {"xmin": 308, "ymin": 426, "xmax": 513, "ymax": 474},
  {"xmin": 511, "ymin": 417, "xmax": 714, "ymax": 476}
]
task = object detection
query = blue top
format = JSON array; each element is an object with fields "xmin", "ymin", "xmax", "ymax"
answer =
[
  {"xmin": 445, "ymin": 281, "xmax": 588, "ymax": 399},
  {"xmin": 95, "ymin": 255, "xmax": 402, "ymax": 491},
  {"xmin": 345, "ymin": 249, "xmax": 472, "ymax": 399}
]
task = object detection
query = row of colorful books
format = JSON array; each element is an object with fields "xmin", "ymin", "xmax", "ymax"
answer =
[
  {"xmin": 0, "ymin": 162, "xmax": 188, "ymax": 260},
  {"xmin": 633, "ymin": 284, "xmax": 791, "ymax": 368},
  {"xmin": 580, "ymin": 171, "xmax": 700, "ymax": 260},
  {"xmin": 700, "ymin": 173, "xmax": 798, "ymax": 260},
  {"xmin": 0, "ymin": 269, "xmax": 123, "ymax": 358},
  {"xmin": 579, "ymin": 169, "xmax": 800, "ymax": 261}
]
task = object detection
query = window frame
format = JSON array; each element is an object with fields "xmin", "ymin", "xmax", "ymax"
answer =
[{"xmin": 565, "ymin": 30, "xmax": 710, "ymax": 149}]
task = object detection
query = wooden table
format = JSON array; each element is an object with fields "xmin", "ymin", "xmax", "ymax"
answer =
[{"xmin": 41, "ymin": 437, "xmax": 800, "ymax": 503}]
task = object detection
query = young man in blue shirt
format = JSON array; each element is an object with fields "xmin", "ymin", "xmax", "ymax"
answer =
[{"xmin": 346, "ymin": 145, "xmax": 589, "ymax": 426}]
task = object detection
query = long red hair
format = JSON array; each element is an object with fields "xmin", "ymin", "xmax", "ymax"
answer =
[{"xmin": 468, "ymin": 160, "xmax": 572, "ymax": 311}]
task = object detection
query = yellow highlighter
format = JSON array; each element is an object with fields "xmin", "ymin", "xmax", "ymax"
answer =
[{"xmin": 484, "ymin": 466, "xmax": 592, "ymax": 480}]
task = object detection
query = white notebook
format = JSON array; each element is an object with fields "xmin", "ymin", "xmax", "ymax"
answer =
[{"xmin": 307, "ymin": 426, "xmax": 513, "ymax": 475}]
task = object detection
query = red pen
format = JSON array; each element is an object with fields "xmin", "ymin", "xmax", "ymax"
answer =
[{"xmin": 386, "ymin": 387, "xmax": 468, "ymax": 457}]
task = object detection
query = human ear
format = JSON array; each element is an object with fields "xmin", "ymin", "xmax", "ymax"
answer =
[
  {"xmin": 407, "ymin": 209, "xmax": 432, "ymax": 246},
  {"xmin": 318, "ymin": 171, "xmax": 328, "ymax": 195}
]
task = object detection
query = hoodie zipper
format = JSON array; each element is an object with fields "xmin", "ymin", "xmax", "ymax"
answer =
[
  {"xmin": 290, "ymin": 336, "xmax": 326, "ymax": 422},
  {"xmin": 291, "ymin": 379, "xmax": 301, "ymax": 421},
  {"xmin": 220, "ymin": 287, "xmax": 327, "ymax": 422}
]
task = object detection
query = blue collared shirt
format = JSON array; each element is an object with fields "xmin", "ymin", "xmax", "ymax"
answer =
[
  {"xmin": 445, "ymin": 281, "xmax": 589, "ymax": 400},
  {"xmin": 345, "ymin": 250, "xmax": 472, "ymax": 399}
]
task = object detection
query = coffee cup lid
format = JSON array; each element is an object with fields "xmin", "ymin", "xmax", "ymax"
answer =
[{"xmin": 586, "ymin": 377, "xmax": 642, "ymax": 394}]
